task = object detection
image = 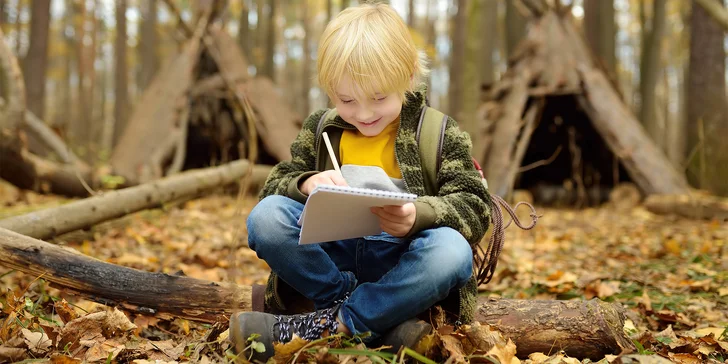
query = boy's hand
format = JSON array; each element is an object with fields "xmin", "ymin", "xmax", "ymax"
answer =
[
  {"xmin": 370, "ymin": 203, "xmax": 416, "ymax": 237},
  {"xmin": 300, "ymin": 170, "xmax": 348, "ymax": 195}
]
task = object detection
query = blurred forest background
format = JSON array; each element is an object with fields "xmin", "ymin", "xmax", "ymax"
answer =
[{"xmin": 0, "ymin": 0, "xmax": 727, "ymax": 197}]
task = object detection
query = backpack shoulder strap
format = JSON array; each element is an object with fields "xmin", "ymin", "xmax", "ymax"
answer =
[
  {"xmin": 316, "ymin": 108, "xmax": 339, "ymax": 140},
  {"xmin": 416, "ymin": 106, "xmax": 448, "ymax": 196}
]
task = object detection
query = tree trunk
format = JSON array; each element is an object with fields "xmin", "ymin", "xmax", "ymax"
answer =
[
  {"xmin": 644, "ymin": 193, "xmax": 728, "ymax": 220},
  {"xmin": 0, "ymin": 26, "xmax": 25, "ymax": 130},
  {"xmin": 237, "ymin": 0, "xmax": 250, "ymax": 61},
  {"xmin": 448, "ymin": 0, "xmax": 467, "ymax": 116},
  {"xmin": 0, "ymin": 160, "xmax": 272, "ymax": 240},
  {"xmin": 583, "ymin": 0, "xmax": 616, "ymax": 77},
  {"xmin": 578, "ymin": 69, "xmax": 690, "ymax": 195},
  {"xmin": 73, "ymin": 0, "xmax": 90, "ymax": 145},
  {"xmin": 474, "ymin": 298, "xmax": 634, "ymax": 360},
  {"xmin": 326, "ymin": 0, "xmax": 333, "ymax": 23},
  {"xmin": 0, "ymin": 132, "xmax": 93, "ymax": 197},
  {"xmin": 694, "ymin": 0, "xmax": 728, "ymax": 30},
  {"xmin": 23, "ymin": 0, "xmax": 50, "ymax": 120},
  {"xmin": 262, "ymin": 0, "xmax": 276, "ymax": 80},
  {"xmin": 505, "ymin": 0, "xmax": 526, "ymax": 60},
  {"xmin": 0, "ymin": 227, "xmax": 634, "ymax": 359},
  {"xmin": 408, "ymin": 0, "xmax": 415, "ymax": 28},
  {"xmin": 0, "ymin": 227, "xmax": 251, "ymax": 324},
  {"xmin": 461, "ymin": 0, "xmax": 482, "ymax": 152},
  {"xmin": 687, "ymin": 0, "xmax": 728, "ymax": 196},
  {"xmin": 301, "ymin": 1, "xmax": 311, "ymax": 115},
  {"xmin": 113, "ymin": 0, "xmax": 129, "ymax": 147},
  {"xmin": 639, "ymin": 0, "xmax": 667, "ymax": 145},
  {"xmin": 138, "ymin": 0, "xmax": 159, "ymax": 92},
  {"xmin": 480, "ymin": 0, "xmax": 498, "ymax": 87}
]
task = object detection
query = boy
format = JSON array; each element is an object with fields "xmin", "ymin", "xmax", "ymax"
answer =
[{"xmin": 230, "ymin": 2, "xmax": 492, "ymax": 360}]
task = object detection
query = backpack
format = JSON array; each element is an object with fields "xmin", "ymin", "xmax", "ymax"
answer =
[{"xmin": 317, "ymin": 107, "xmax": 539, "ymax": 285}]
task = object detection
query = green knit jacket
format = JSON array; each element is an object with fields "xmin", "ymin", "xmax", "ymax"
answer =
[{"xmin": 258, "ymin": 87, "xmax": 492, "ymax": 324}]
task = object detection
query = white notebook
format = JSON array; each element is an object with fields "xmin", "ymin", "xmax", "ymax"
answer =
[{"xmin": 297, "ymin": 185, "xmax": 418, "ymax": 244}]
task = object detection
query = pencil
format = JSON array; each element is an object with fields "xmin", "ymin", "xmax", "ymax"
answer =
[{"xmin": 322, "ymin": 132, "xmax": 341, "ymax": 174}]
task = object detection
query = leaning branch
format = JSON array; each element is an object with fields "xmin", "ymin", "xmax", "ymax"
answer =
[{"xmin": 0, "ymin": 161, "xmax": 272, "ymax": 240}]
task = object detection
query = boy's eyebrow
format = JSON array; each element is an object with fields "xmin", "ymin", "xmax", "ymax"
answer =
[{"xmin": 336, "ymin": 93, "xmax": 352, "ymax": 99}]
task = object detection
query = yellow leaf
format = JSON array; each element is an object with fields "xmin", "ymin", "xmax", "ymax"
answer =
[{"xmin": 663, "ymin": 239, "xmax": 681, "ymax": 256}]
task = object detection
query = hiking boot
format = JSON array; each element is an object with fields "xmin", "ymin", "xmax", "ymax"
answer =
[
  {"xmin": 378, "ymin": 318, "xmax": 433, "ymax": 353},
  {"xmin": 229, "ymin": 304, "xmax": 341, "ymax": 362}
]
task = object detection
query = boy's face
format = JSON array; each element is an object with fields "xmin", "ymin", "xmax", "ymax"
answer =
[{"xmin": 333, "ymin": 75, "xmax": 403, "ymax": 137}]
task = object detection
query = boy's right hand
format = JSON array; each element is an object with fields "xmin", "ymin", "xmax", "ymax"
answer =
[{"xmin": 300, "ymin": 170, "xmax": 348, "ymax": 195}]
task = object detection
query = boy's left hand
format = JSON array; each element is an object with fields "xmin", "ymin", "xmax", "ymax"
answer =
[{"xmin": 370, "ymin": 203, "xmax": 416, "ymax": 237}]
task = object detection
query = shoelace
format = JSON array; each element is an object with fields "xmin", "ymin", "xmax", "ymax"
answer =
[{"xmin": 274, "ymin": 298, "xmax": 346, "ymax": 342}]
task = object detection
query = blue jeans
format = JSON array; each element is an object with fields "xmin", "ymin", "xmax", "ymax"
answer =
[{"xmin": 246, "ymin": 195, "xmax": 473, "ymax": 338}]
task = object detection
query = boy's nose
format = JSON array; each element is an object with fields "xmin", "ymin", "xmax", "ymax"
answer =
[{"xmin": 355, "ymin": 106, "xmax": 375, "ymax": 121}]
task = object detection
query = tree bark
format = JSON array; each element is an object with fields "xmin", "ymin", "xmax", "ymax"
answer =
[
  {"xmin": 0, "ymin": 160, "xmax": 272, "ymax": 240},
  {"xmin": 583, "ymin": 0, "xmax": 616, "ymax": 77},
  {"xmin": 474, "ymin": 298, "xmax": 634, "ymax": 360},
  {"xmin": 505, "ymin": 0, "xmax": 527, "ymax": 60},
  {"xmin": 407, "ymin": 0, "xmax": 415, "ymax": 28},
  {"xmin": 694, "ymin": 0, "xmax": 728, "ymax": 31},
  {"xmin": 687, "ymin": 0, "xmax": 728, "ymax": 196},
  {"xmin": 639, "ymin": 0, "xmax": 667, "ymax": 145},
  {"xmin": 113, "ymin": 0, "xmax": 129, "ymax": 147},
  {"xmin": 0, "ymin": 227, "xmax": 251, "ymax": 324},
  {"xmin": 73, "ymin": 0, "xmax": 90, "ymax": 145},
  {"xmin": 0, "ymin": 26, "xmax": 26, "ymax": 130},
  {"xmin": 0, "ymin": 228, "xmax": 634, "ymax": 359},
  {"xmin": 578, "ymin": 69, "xmax": 690, "ymax": 195},
  {"xmin": 644, "ymin": 193, "xmax": 728, "ymax": 220},
  {"xmin": 138, "ymin": 0, "xmax": 159, "ymax": 91},
  {"xmin": 480, "ymin": 0, "xmax": 498, "ymax": 87},
  {"xmin": 301, "ymin": 1, "xmax": 311, "ymax": 115},
  {"xmin": 237, "ymin": 0, "xmax": 250, "ymax": 61},
  {"xmin": 448, "ymin": 0, "xmax": 467, "ymax": 116},
  {"xmin": 0, "ymin": 130, "xmax": 93, "ymax": 198},
  {"xmin": 262, "ymin": 0, "xmax": 276, "ymax": 80},
  {"xmin": 23, "ymin": 0, "xmax": 50, "ymax": 120}
]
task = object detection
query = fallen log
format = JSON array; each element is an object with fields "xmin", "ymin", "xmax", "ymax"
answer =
[
  {"xmin": 0, "ymin": 130, "xmax": 94, "ymax": 197},
  {"xmin": 475, "ymin": 297, "xmax": 634, "ymax": 360},
  {"xmin": 0, "ymin": 161, "xmax": 272, "ymax": 240},
  {"xmin": 644, "ymin": 192, "xmax": 728, "ymax": 221},
  {"xmin": 0, "ymin": 228, "xmax": 634, "ymax": 359}
]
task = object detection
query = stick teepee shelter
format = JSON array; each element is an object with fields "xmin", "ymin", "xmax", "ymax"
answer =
[{"xmin": 476, "ymin": 0, "xmax": 690, "ymax": 202}]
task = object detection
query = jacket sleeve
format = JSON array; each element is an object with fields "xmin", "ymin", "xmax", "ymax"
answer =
[
  {"xmin": 408, "ymin": 117, "xmax": 492, "ymax": 244},
  {"xmin": 259, "ymin": 109, "xmax": 327, "ymax": 203}
]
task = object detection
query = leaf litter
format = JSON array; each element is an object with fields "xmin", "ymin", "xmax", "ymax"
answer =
[{"xmin": 0, "ymin": 180, "xmax": 726, "ymax": 362}]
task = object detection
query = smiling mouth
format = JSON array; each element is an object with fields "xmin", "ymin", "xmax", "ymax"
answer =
[{"xmin": 360, "ymin": 117, "xmax": 382, "ymax": 126}]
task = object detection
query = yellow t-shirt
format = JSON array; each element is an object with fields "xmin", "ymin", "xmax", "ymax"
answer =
[{"xmin": 339, "ymin": 118, "xmax": 402, "ymax": 179}]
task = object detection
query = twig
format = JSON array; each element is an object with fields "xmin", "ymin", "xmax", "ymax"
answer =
[{"xmin": 517, "ymin": 145, "xmax": 562, "ymax": 173}]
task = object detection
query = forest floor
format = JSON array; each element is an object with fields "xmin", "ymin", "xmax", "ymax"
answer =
[{"xmin": 0, "ymin": 180, "xmax": 726, "ymax": 363}]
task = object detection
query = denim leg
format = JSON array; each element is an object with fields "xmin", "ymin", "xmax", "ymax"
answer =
[
  {"xmin": 247, "ymin": 195, "xmax": 357, "ymax": 308},
  {"xmin": 337, "ymin": 227, "xmax": 473, "ymax": 337}
]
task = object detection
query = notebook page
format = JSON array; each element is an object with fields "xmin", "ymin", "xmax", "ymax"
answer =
[{"xmin": 298, "ymin": 185, "xmax": 417, "ymax": 244}]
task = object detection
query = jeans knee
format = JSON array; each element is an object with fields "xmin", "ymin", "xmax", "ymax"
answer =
[
  {"xmin": 246, "ymin": 195, "xmax": 299, "ymax": 252},
  {"xmin": 418, "ymin": 227, "xmax": 473, "ymax": 286}
]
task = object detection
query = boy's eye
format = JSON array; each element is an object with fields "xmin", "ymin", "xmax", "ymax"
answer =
[
  {"xmin": 374, "ymin": 96, "xmax": 388, "ymax": 102},
  {"xmin": 341, "ymin": 99, "xmax": 354, "ymax": 104}
]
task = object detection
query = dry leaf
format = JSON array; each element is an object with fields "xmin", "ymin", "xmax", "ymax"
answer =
[
  {"xmin": 85, "ymin": 338, "xmax": 125, "ymax": 362},
  {"xmin": 54, "ymin": 299, "xmax": 79, "ymax": 324},
  {"xmin": 440, "ymin": 335, "xmax": 467, "ymax": 363},
  {"xmin": 49, "ymin": 354, "xmax": 83, "ymax": 363},
  {"xmin": 272, "ymin": 336, "xmax": 309, "ymax": 363},
  {"xmin": 21, "ymin": 328, "xmax": 52, "ymax": 354},
  {"xmin": 0, "ymin": 345, "xmax": 27, "ymax": 363},
  {"xmin": 484, "ymin": 338, "xmax": 518, "ymax": 364}
]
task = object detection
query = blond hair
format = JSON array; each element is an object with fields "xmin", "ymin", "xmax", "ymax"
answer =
[{"xmin": 317, "ymin": 2, "xmax": 428, "ymax": 103}]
